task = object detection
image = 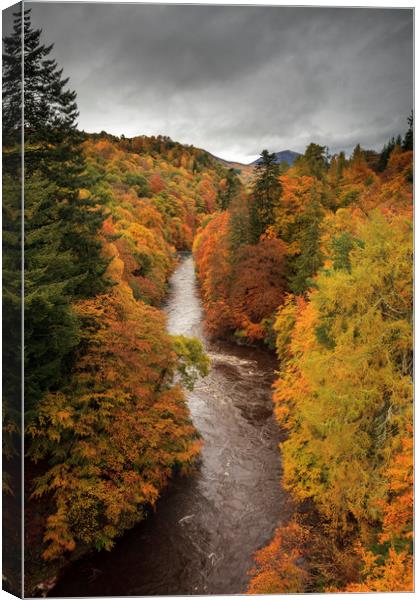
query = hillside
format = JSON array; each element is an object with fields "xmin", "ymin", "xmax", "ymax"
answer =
[
  {"xmin": 208, "ymin": 149, "xmax": 302, "ymax": 185},
  {"xmin": 251, "ymin": 149, "xmax": 301, "ymax": 166}
]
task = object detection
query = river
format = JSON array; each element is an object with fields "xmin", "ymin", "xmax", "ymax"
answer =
[{"xmin": 50, "ymin": 255, "xmax": 290, "ymax": 597}]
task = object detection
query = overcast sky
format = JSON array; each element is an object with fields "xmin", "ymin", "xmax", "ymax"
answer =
[{"xmin": 7, "ymin": 2, "xmax": 415, "ymax": 163}]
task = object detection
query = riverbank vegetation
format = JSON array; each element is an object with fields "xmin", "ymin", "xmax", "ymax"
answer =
[{"xmin": 193, "ymin": 129, "xmax": 413, "ymax": 592}]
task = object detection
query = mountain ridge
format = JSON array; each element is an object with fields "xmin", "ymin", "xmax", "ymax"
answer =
[
  {"xmin": 208, "ymin": 149, "xmax": 301, "ymax": 169},
  {"xmin": 251, "ymin": 149, "xmax": 301, "ymax": 166},
  {"xmin": 207, "ymin": 148, "xmax": 302, "ymax": 184}
]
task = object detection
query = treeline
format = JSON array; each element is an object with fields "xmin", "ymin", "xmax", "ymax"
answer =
[
  {"xmin": 193, "ymin": 130, "xmax": 413, "ymax": 590},
  {"xmin": 2, "ymin": 10, "xmax": 230, "ymax": 594}
]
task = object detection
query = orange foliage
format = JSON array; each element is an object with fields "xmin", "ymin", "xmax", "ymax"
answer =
[
  {"xmin": 342, "ymin": 544, "xmax": 413, "ymax": 592},
  {"xmin": 149, "ymin": 173, "xmax": 166, "ymax": 194},
  {"xmin": 379, "ymin": 426, "xmax": 413, "ymax": 546},
  {"xmin": 28, "ymin": 246, "xmax": 202, "ymax": 560},
  {"xmin": 26, "ymin": 133, "xmax": 233, "ymax": 565},
  {"xmin": 194, "ymin": 215, "xmax": 288, "ymax": 342},
  {"xmin": 247, "ymin": 521, "xmax": 309, "ymax": 594},
  {"xmin": 229, "ymin": 239, "xmax": 287, "ymax": 323}
]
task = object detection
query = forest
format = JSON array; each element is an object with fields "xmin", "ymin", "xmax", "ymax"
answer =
[
  {"xmin": 2, "ymin": 8, "xmax": 413, "ymax": 597},
  {"xmin": 193, "ymin": 136, "xmax": 413, "ymax": 593}
]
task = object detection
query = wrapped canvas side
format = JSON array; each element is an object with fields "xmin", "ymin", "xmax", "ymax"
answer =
[{"xmin": 2, "ymin": 2, "xmax": 24, "ymax": 598}]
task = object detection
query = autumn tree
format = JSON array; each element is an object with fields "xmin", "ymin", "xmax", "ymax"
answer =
[
  {"xmin": 27, "ymin": 267, "xmax": 207, "ymax": 560},
  {"xmin": 283, "ymin": 212, "xmax": 411, "ymax": 522}
]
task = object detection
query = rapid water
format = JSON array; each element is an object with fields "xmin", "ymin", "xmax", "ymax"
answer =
[{"xmin": 50, "ymin": 255, "xmax": 290, "ymax": 597}]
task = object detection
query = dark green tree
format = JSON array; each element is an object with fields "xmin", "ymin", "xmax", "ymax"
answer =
[
  {"xmin": 3, "ymin": 8, "xmax": 78, "ymax": 148},
  {"xmin": 378, "ymin": 138, "xmax": 395, "ymax": 172},
  {"xmin": 331, "ymin": 232, "xmax": 358, "ymax": 272},
  {"xmin": 24, "ymin": 173, "xmax": 80, "ymax": 416},
  {"xmin": 289, "ymin": 187, "xmax": 324, "ymax": 294},
  {"xmin": 3, "ymin": 8, "xmax": 108, "ymax": 298},
  {"xmin": 229, "ymin": 197, "xmax": 251, "ymax": 251},
  {"xmin": 249, "ymin": 150, "xmax": 281, "ymax": 243},
  {"xmin": 295, "ymin": 143, "xmax": 329, "ymax": 179},
  {"xmin": 402, "ymin": 111, "xmax": 413, "ymax": 151},
  {"xmin": 2, "ymin": 9, "xmax": 110, "ymax": 421},
  {"xmin": 217, "ymin": 168, "xmax": 241, "ymax": 210},
  {"xmin": 2, "ymin": 174, "xmax": 22, "ymax": 447}
]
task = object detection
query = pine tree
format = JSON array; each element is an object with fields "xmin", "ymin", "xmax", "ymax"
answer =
[
  {"xmin": 3, "ymin": 9, "xmax": 109, "ymax": 417},
  {"xmin": 249, "ymin": 150, "xmax": 281, "ymax": 243},
  {"xmin": 402, "ymin": 111, "xmax": 413, "ymax": 152},
  {"xmin": 217, "ymin": 168, "xmax": 240, "ymax": 210},
  {"xmin": 3, "ymin": 8, "xmax": 78, "ymax": 148},
  {"xmin": 289, "ymin": 187, "xmax": 324, "ymax": 294},
  {"xmin": 24, "ymin": 172, "xmax": 80, "ymax": 415},
  {"xmin": 295, "ymin": 143, "xmax": 328, "ymax": 179},
  {"xmin": 2, "ymin": 174, "xmax": 22, "ymax": 449},
  {"xmin": 3, "ymin": 8, "xmax": 108, "ymax": 298}
]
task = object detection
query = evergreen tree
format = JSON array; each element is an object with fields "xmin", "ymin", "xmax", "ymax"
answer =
[
  {"xmin": 229, "ymin": 197, "xmax": 251, "ymax": 251},
  {"xmin": 331, "ymin": 232, "xmax": 358, "ymax": 272},
  {"xmin": 295, "ymin": 143, "xmax": 328, "ymax": 179},
  {"xmin": 2, "ymin": 174, "xmax": 22, "ymax": 449},
  {"xmin": 2, "ymin": 9, "xmax": 110, "ymax": 419},
  {"xmin": 24, "ymin": 172, "xmax": 81, "ymax": 415},
  {"xmin": 3, "ymin": 8, "xmax": 78, "ymax": 148},
  {"xmin": 402, "ymin": 111, "xmax": 413, "ymax": 151},
  {"xmin": 249, "ymin": 150, "xmax": 281, "ymax": 243},
  {"xmin": 217, "ymin": 168, "xmax": 240, "ymax": 210},
  {"xmin": 289, "ymin": 188, "xmax": 324, "ymax": 294},
  {"xmin": 3, "ymin": 8, "xmax": 108, "ymax": 298},
  {"xmin": 336, "ymin": 152, "xmax": 346, "ymax": 177}
]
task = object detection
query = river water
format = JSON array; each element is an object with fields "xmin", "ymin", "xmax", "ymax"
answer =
[{"xmin": 50, "ymin": 255, "xmax": 290, "ymax": 597}]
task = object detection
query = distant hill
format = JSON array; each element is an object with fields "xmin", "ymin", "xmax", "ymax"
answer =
[
  {"xmin": 206, "ymin": 152, "xmax": 254, "ymax": 184},
  {"xmin": 251, "ymin": 150, "xmax": 301, "ymax": 166},
  {"xmin": 207, "ymin": 149, "xmax": 302, "ymax": 185}
]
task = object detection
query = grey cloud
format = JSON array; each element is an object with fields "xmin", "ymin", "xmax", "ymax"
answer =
[{"xmin": 17, "ymin": 3, "xmax": 414, "ymax": 162}]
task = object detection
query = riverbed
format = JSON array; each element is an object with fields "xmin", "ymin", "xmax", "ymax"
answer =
[{"xmin": 50, "ymin": 255, "xmax": 290, "ymax": 596}]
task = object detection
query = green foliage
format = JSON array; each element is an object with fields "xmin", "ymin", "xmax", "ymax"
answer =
[
  {"xmin": 249, "ymin": 150, "xmax": 282, "ymax": 243},
  {"xmin": 402, "ymin": 111, "xmax": 413, "ymax": 152},
  {"xmin": 217, "ymin": 168, "xmax": 241, "ymax": 210},
  {"xmin": 171, "ymin": 335, "xmax": 210, "ymax": 390},
  {"xmin": 24, "ymin": 172, "xmax": 80, "ymax": 415},
  {"xmin": 228, "ymin": 196, "xmax": 251, "ymax": 250},
  {"xmin": 295, "ymin": 143, "xmax": 329, "ymax": 179},
  {"xmin": 2, "ymin": 174, "xmax": 22, "ymax": 457},
  {"xmin": 331, "ymin": 232, "xmax": 358, "ymax": 272},
  {"xmin": 124, "ymin": 172, "xmax": 151, "ymax": 197}
]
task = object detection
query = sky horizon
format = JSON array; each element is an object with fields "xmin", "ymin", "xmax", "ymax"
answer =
[{"xmin": 4, "ymin": 2, "xmax": 414, "ymax": 163}]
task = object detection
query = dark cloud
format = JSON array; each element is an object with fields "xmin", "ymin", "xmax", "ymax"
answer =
[{"xmin": 15, "ymin": 3, "xmax": 414, "ymax": 161}]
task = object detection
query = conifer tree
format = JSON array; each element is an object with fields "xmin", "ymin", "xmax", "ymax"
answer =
[
  {"xmin": 3, "ymin": 8, "xmax": 78, "ymax": 148},
  {"xmin": 3, "ymin": 8, "xmax": 108, "ymax": 298},
  {"xmin": 295, "ymin": 143, "xmax": 328, "ymax": 179},
  {"xmin": 24, "ymin": 172, "xmax": 80, "ymax": 414},
  {"xmin": 402, "ymin": 111, "xmax": 413, "ymax": 151},
  {"xmin": 217, "ymin": 168, "xmax": 240, "ymax": 210},
  {"xmin": 250, "ymin": 150, "xmax": 281, "ymax": 243},
  {"xmin": 289, "ymin": 187, "xmax": 324, "ymax": 294},
  {"xmin": 3, "ymin": 9, "xmax": 109, "ymax": 418}
]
